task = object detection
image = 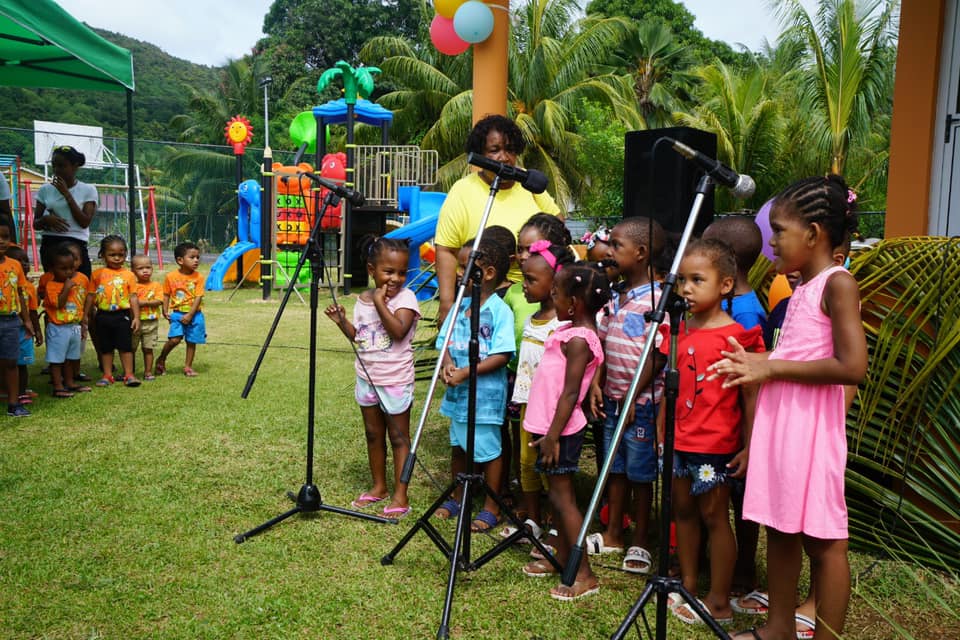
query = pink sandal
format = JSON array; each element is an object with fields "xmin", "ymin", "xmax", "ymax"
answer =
[{"xmin": 183, "ymin": 367, "xmax": 198, "ymax": 377}]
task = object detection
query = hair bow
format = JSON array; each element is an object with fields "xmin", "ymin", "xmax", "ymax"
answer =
[
  {"xmin": 528, "ymin": 239, "xmax": 562, "ymax": 272},
  {"xmin": 583, "ymin": 226, "xmax": 611, "ymax": 250}
]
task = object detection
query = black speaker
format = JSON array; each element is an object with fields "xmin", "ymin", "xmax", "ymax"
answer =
[{"xmin": 623, "ymin": 127, "xmax": 716, "ymax": 235}]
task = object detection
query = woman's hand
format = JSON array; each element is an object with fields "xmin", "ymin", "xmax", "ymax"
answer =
[{"xmin": 707, "ymin": 336, "xmax": 772, "ymax": 388}]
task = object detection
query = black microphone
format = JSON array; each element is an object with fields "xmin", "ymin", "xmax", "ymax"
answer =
[
  {"xmin": 302, "ymin": 172, "xmax": 366, "ymax": 207},
  {"xmin": 466, "ymin": 152, "xmax": 548, "ymax": 194},
  {"xmin": 664, "ymin": 138, "xmax": 756, "ymax": 199}
]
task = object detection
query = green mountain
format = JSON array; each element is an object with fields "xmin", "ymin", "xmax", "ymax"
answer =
[{"xmin": 0, "ymin": 27, "xmax": 221, "ymax": 151}]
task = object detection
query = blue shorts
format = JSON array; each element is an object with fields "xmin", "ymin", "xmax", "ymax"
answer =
[
  {"xmin": 168, "ymin": 310, "xmax": 207, "ymax": 344},
  {"xmin": 46, "ymin": 322, "xmax": 82, "ymax": 364},
  {"xmin": 0, "ymin": 315, "xmax": 20, "ymax": 361},
  {"xmin": 674, "ymin": 451, "xmax": 737, "ymax": 496},
  {"xmin": 18, "ymin": 326, "xmax": 34, "ymax": 365},
  {"xmin": 450, "ymin": 420, "xmax": 501, "ymax": 463},
  {"xmin": 534, "ymin": 428, "xmax": 585, "ymax": 476},
  {"xmin": 355, "ymin": 376, "xmax": 414, "ymax": 415},
  {"xmin": 603, "ymin": 396, "xmax": 658, "ymax": 483}
]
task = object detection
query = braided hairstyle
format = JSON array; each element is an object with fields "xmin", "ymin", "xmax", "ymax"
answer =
[
  {"xmin": 557, "ymin": 259, "xmax": 616, "ymax": 316},
  {"xmin": 359, "ymin": 235, "xmax": 410, "ymax": 267},
  {"xmin": 683, "ymin": 238, "xmax": 737, "ymax": 312},
  {"xmin": 98, "ymin": 234, "xmax": 127, "ymax": 258},
  {"xmin": 520, "ymin": 212, "xmax": 572, "ymax": 247},
  {"xmin": 773, "ymin": 174, "xmax": 858, "ymax": 248}
]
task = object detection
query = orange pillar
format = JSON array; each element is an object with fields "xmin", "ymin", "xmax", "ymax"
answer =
[
  {"xmin": 885, "ymin": 0, "xmax": 946, "ymax": 238},
  {"xmin": 472, "ymin": 0, "xmax": 509, "ymax": 123}
]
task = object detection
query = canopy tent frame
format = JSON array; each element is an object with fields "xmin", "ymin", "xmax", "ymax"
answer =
[{"xmin": 0, "ymin": 0, "xmax": 137, "ymax": 255}]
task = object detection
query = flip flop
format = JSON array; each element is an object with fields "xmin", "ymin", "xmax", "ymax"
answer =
[
  {"xmin": 154, "ymin": 363, "xmax": 166, "ymax": 376},
  {"xmin": 95, "ymin": 376, "xmax": 115, "ymax": 387},
  {"xmin": 183, "ymin": 367, "xmax": 198, "ymax": 377},
  {"xmin": 67, "ymin": 385, "xmax": 92, "ymax": 393},
  {"xmin": 144, "ymin": 374, "xmax": 156, "ymax": 381},
  {"xmin": 585, "ymin": 531, "xmax": 624, "ymax": 555},
  {"xmin": 795, "ymin": 613, "xmax": 816, "ymax": 640},
  {"xmin": 500, "ymin": 518, "xmax": 543, "ymax": 544},
  {"xmin": 522, "ymin": 559, "xmax": 558, "ymax": 578},
  {"xmin": 470, "ymin": 509, "xmax": 500, "ymax": 532},
  {"xmin": 731, "ymin": 590, "xmax": 770, "ymax": 615},
  {"xmin": 52, "ymin": 388, "xmax": 75, "ymax": 399},
  {"xmin": 123, "ymin": 376, "xmax": 141, "ymax": 387},
  {"xmin": 622, "ymin": 546, "xmax": 652, "ymax": 574},
  {"xmin": 550, "ymin": 579, "xmax": 600, "ymax": 602},
  {"xmin": 434, "ymin": 499, "xmax": 460, "ymax": 520},
  {"xmin": 671, "ymin": 599, "xmax": 733, "ymax": 626},
  {"xmin": 382, "ymin": 505, "xmax": 411, "ymax": 520},
  {"xmin": 350, "ymin": 492, "xmax": 387, "ymax": 509},
  {"xmin": 530, "ymin": 528, "xmax": 558, "ymax": 559}
]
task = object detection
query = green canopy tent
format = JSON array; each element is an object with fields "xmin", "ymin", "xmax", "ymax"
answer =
[{"xmin": 0, "ymin": 0, "xmax": 137, "ymax": 253}]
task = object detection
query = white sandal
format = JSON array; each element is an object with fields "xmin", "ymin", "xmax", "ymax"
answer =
[
  {"xmin": 585, "ymin": 531, "xmax": 625, "ymax": 555},
  {"xmin": 622, "ymin": 545, "xmax": 652, "ymax": 574},
  {"xmin": 500, "ymin": 518, "xmax": 543, "ymax": 544}
]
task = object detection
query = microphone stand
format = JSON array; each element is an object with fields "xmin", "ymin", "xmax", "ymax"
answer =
[
  {"xmin": 562, "ymin": 173, "xmax": 731, "ymax": 640},
  {"xmin": 233, "ymin": 188, "xmax": 395, "ymax": 544},
  {"xmin": 382, "ymin": 175, "xmax": 560, "ymax": 640}
]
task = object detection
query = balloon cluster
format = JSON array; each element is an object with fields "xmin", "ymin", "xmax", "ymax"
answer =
[{"xmin": 430, "ymin": 0, "xmax": 495, "ymax": 56}]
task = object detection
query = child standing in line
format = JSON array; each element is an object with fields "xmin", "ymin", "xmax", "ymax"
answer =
[
  {"xmin": 86, "ymin": 235, "xmax": 140, "ymax": 387},
  {"xmin": 131, "ymin": 255, "xmax": 163, "ymax": 381},
  {"xmin": 659, "ymin": 238, "xmax": 764, "ymax": 625},
  {"xmin": 7, "ymin": 247, "xmax": 42, "ymax": 405},
  {"xmin": 0, "ymin": 220, "xmax": 35, "ymax": 417},
  {"xmin": 521, "ymin": 262, "xmax": 609, "ymax": 602},
  {"xmin": 586, "ymin": 217, "xmax": 668, "ymax": 574},
  {"xmin": 713, "ymin": 175, "xmax": 867, "ymax": 640},
  {"xmin": 40, "ymin": 243, "xmax": 89, "ymax": 399},
  {"xmin": 324, "ymin": 237, "xmax": 421, "ymax": 519},
  {"xmin": 506, "ymin": 241, "xmax": 574, "ymax": 541},
  {"xmin": 582, "ymin": 226, "xmax": 619, "ymax": 283},
  {"xmin": 433, "ymin": 235, "xmax": 515, "ymax": 532},
  {"xmin": 155, "ymin": 242, "xmax": 205, "ymax": 377}
]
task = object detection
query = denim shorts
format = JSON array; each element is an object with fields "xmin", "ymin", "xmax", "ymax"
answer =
[
  {"xmin": 674, "ymin": 450, "xmax": 737, "ymax": 496},
  {"xmin": 355, "ymin": 376, "xmax": 414, "ymax": 415},
  {"xmin": 168, "ymin": 310, "xmax": 207, "ymax": 344},
  {"xmin": 450, "ymin": 420, "xmax": 501, "ymax": 463},
  {"xmin": 603, "ymin": 396, "xmax": 658, "ymax": 482},
  {"xmin": 533, "ymin": 428, "xmax": 585, "ymax": 476},
  {"xmin": 0, "ymin": 315, "xmax": 20, "ymax": 361},
  {"xmin": 45, "ymin": 322, "xmax": 82, "ymax": 363}
]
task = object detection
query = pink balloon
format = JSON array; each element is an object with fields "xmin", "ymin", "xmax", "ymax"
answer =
[
  {"xmin": 756, "ymin": 198, "xmax": 775, "ymax": 261},
  {"xmin": 430, "ymin": 15, "xmax": 470, "ymax": 56}
]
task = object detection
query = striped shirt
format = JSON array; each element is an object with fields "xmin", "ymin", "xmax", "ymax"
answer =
[{"xmin": 598, "ymin": 282, "xmax": 668, "ymax": 403}]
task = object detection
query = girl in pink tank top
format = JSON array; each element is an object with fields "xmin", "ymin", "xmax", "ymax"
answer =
[{"xmin": 709, "ymin": 175, "xmax": 867, "ymax": 640}]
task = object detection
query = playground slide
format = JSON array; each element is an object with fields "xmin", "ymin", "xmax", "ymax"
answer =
[{"xmin": 205, "ymin": 241, "xmax": 258, "ymax": 292}]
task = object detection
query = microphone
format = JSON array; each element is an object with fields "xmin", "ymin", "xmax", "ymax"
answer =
[
  {"xmin": 665, "ymin": 138, "xmax": 756, "ymax": 199},
  {"xmin": 302, "ymin": 172, "xmax": 366, "ymax": 207},
  {"xmin": 466, "ymin": 152, "xmax": 548, "ymax": 194}
]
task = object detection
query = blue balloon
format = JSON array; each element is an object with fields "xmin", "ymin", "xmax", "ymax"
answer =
[{"xmin": 453, "ymin": 1, "xmax": 494, "ymax": 44}]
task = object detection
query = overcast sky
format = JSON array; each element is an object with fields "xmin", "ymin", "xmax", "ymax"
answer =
[{"xmin": 56, "ymin": 0, "xmax": 819, "ymax": 67}]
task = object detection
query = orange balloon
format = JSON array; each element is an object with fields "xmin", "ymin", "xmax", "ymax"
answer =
[{"xmin": 767, "ymin": 274, "xmax": 793, "ymax": 310}]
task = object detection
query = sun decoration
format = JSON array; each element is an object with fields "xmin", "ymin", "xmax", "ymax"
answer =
[{"xmin": 224, "ymin": 115, "xmax": 254, "ymax": 155}]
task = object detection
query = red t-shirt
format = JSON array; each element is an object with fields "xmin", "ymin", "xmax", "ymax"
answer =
[{"xmin": 661, "ymin": 321, "xmax": 765, "ymax": 454}]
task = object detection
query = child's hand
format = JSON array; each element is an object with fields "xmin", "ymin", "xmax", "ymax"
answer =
[
  {"xmin": 587, "ymin": 384, "xmax": 605, "ymax": 420},
  {"xmin": 130, "ymin": 317, "xmax": 140, "ymax": 333},
  {"xmin": 442, "ymin": 363, "xmax": 466, "ymax": 387},
  {"xmin": 530, "ymin": 432, "xmax": 559, "ymax": 467},
  {"xmin": 22, "ymin": 323, "xmax": 34, "ymax": 340},
  {"xmin": 726, "ymin": 448, "xmax": 749, "ymax": 479},
  {"xmin": 80, "ymin": 322, "xmax": 88, "ymax": 339},
  {"xmin": 163, "ymin": 310, "xmax": 171, "ymax": 321},
  {"xmin": 707, "ymin": 337, "xmax": 771, "ymax": 388},
  {"xmin": 34, "ymin": 330, "xmax": 43, "ymax": 347},
  {"xmin": 373, "ymin": 283, "xmax": 391, "ymax": 304},
  {"xmin": 181, "ymin": 313, "xmax": 193, "ymax": 325},
  {"xmin": 324, "ymin": 303, "xmax": 347, "ymax": 325}
]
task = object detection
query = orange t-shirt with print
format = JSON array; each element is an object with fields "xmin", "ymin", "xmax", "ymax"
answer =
[
  {"xmin": 0, "ymin": 256, "xmax": 29, "ymax": 315},
  {"xmin": 42, "ymin": 273, "xmax": 89, "ymax": 325},
  {"xmin": 22, "ymin": 280, "xmax": 38, "ymax": 312},
  {"xmin": 163, "ymin": 270, "xmax": 204, "ymax": 312},
  {"xmin": 136, "ymin": 281, "xmax": 164, "ymax": 321},
  {"xmin": 88, "ymin": 267, "xmax": 138, "ymax": 311}
]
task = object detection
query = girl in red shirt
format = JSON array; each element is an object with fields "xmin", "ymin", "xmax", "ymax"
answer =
[{"xmin": 659, "ymin": 238, "xmax": 764, "ymax": 625}]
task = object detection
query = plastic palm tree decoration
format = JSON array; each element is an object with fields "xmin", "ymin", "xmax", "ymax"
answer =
[{"xmin": 317, "ymin": 60, "xmax": 381, "ymax": 104}]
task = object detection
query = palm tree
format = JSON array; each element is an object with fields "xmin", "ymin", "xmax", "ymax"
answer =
[
  {"xmin": 169, "ymin": 59, "xmax": 263, "ymax": 145},
  {"xmin": 674, "ymin": 61, "xmax": 785, "ymax": 210},
  {"xmin": 616, "ymin": 20, "xmax": 693, "ymax": 129},
  {"xmin": 772, "ymin": 0, "xmax": 899, "ymax": 174}
]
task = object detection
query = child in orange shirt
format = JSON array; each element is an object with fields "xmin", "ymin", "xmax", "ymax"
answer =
[
  {"xmin": 155, "ymin": 242, "xmax": 205, "ymax": 377},
  {"xmin": 0, "ymin": 220, "xmax": 35, "ymax": 416},
  {"xmin": 131, "ymin": 255, "xmax": 163, "ymax": 381},
  {"xmin": 40, "ymin": 242, "xmax": 88, "ymax": 399},
  {"xmin": 86, "ymin": 235, "xmax": 140, "ymax": 387},
  {"xmin": 6, "ymin": 247, "xmax": 42, "ymax": 405}
]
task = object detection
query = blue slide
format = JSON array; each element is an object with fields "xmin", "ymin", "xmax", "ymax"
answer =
[
  {"xmin": 386, "ymin": 188, "xmax": 446, "ymax": 300},
  {"xmin": 205, "ymin": 241, "xmax": 257, "ymax": 292}
]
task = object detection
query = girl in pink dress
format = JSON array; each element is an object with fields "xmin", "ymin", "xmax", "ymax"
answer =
[
  {"xmin": 710, "ymin": 175, "xmax": 868, "ymax": 640},
  {"xmin": 520, "ymin": 262, "xmax": 608, "ymax": 602}
]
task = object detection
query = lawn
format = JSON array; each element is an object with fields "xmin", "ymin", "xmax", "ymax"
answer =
[{"xmin": 0, "ymin": 282, "xmax": 956, "ymax": 639}]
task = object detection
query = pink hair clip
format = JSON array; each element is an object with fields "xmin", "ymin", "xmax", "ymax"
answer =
[{"xmin": 847, "ymin": 189, "xmax": 857, "ymax": 204}]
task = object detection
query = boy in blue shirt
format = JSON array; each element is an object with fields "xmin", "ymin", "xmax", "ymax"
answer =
[
  {"xmin": 702, "ymin": 216, "xmax": 767, "ymax": 331},
  {"xmin": 433, "ymin": 229, "xmax": 515, "ymax": 532}
]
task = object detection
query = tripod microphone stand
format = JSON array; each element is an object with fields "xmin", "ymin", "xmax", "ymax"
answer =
[
  {"xmin": 381, "ymin": 175, "xmax": 560, "ymax": 640},
  {"xmin": 560, "ymin": 170, "xmax": 731, "ymax": 640},
  {"xmin": 234, "ymin": 186, "xmax": 395, "ymax": 544}
]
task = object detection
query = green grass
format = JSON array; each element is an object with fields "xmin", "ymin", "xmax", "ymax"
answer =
[{"xmin": 1, "ymin": 283, "xmax": 956, "ymax": 639}]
